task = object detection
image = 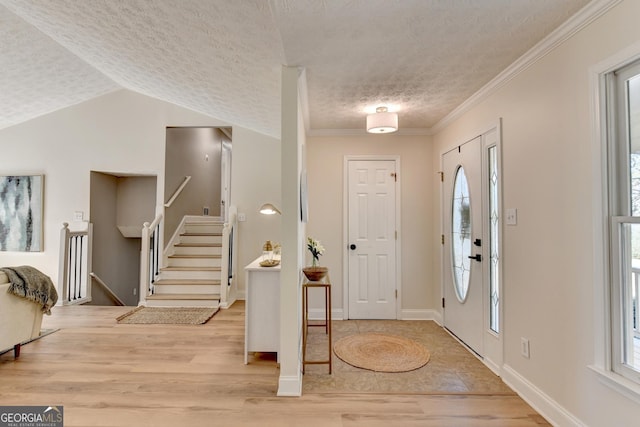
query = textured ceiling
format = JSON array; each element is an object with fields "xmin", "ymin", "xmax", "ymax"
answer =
[{"xmin": 0, "ymin": 0, "xmax": 592, "ymax": 137}]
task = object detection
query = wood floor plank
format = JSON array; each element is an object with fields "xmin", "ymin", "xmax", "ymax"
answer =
[{"xmin": 0, "ymin": 302, "xmax": 550, "ymax": 426}]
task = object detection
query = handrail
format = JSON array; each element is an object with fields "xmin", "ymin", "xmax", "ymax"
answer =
[
  {"xmin": 90, "ymin": 272, "xmax": 125, "ymax": 306},
  {"xmin": 146, "ymin": 211, "xmax": 164, "ymax": 232},
  {"xmin": 164, "ymin": 175, "xmax": 191, "ymax": 208}
]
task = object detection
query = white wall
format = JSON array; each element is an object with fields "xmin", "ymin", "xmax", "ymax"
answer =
[
  {"xmin": 229, "ymin": 126, "xmax": 281, "ymax": 297},
  {"xmin": 306, "ymin": 134, "xmax": 435, "ymax": 318},
  {"xmin": 432, "ymin": 1, "xmax": 640, "ymax": 425},
  {"xmin": 0, "ymin": 89, "xmax": 277, "ymax": 304}
]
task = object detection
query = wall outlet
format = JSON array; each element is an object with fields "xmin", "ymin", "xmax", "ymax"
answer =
[
  {"xmin": 506, "ymin": 208, "xmax": 517, "ymax": 225},
  {"xmin": 521, "ymin": 337, "xmax": 530, "ymax": 359},
  {"xmin": 238, "ymin": 213, "xmax": 246, "ymax": 222},
  {"xmin": 132, "ymin": 288, "xmax": 137, "ymax": 296},
  {"xmin": 203, "ymin": 206, "xmax": 209, "ymax": 216}
]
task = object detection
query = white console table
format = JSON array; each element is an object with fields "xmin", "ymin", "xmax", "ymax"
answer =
[{"xmin": 244, "ymin": 256, "xmax": 280, "ymax": 364}]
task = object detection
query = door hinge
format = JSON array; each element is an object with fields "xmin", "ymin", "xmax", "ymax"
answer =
[
  {"xmin": 441, "ymin": 234, "xmax": 444, "ymax": 245},
  {"xmin": 395, "ymin": 290, "xmax": 398, "ymax": 299},
  {"xmin": 391, "ymin": 172, "xmax": 397, "ymax": 182},
  {"xmin": 442, "ymin": 297, "xmax": 445, "ymax": 308},
  {"xmin": 438, "ymin": 171, "xmax": 444, "ymax": 182},
  {"xmin": 395, "ymin": 230, "xmax": 398, "ymax": 240}
]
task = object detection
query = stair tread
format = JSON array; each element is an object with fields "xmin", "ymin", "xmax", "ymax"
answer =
[
  {"xmin": 180, "ymin": 232, "xmax": 223, "ymax": 236},
  {"xmin": 155, "ymin": 279, "xmax": 221, "ymax": 285},
  {"xmin": 168, "ymin": 254, "xmax": 221, "ymax": 259},
  {"xmin": 147, "ymin": 293, "xmax": 220, "ymax": 300},
  {"xmin": 161, "ymin": 266, "xmax": 221, "ymax": 271},
  {"xmin": 185, "ymin": 221, "xmax": 224, "ymax": 225},
  {"xmin": 175, "ymin": 243, "xmax": 222, "ymax": 247}
]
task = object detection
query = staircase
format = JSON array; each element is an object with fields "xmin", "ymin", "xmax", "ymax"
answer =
[{"xmin": 146, "ymin": 219, "xmax": 223, "ymax": 307}]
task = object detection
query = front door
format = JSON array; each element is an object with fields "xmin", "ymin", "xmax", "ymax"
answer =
[
  {"xmin": 347, "ymin": 159, "xmax": 397, "ymax": 319},
  {"xmin": 442, "ymin": 137, "xmax": 484, "ymax": 355}
]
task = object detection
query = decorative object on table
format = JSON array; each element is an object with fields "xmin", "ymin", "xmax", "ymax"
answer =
[
  {"xmin": 259, "ymin": 259, "xmax": 280, "ymax": 267},
  {"xmin": 333, "ymin": 333, "xmax": 430, "ymax": 372},
  {"xmin": 262, "ymin": 240, "xmax": 274, "ymax": 262},
  {"xmin": 303, "ymin": 237, "xmax": 327, "ymax": 281},
  {"xmin": 0, "ymin": 175, "xmax": 44, "ymax": 252}
]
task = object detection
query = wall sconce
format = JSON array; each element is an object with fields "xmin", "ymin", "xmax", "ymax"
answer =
[{"xmin": 259, "ymin": 203, "xmax": 281, "ymax": 215}]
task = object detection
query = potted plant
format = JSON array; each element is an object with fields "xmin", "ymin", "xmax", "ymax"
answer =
[{"xmin": 303, "ymin": 237, "xmax": 328, "ymax": 281}]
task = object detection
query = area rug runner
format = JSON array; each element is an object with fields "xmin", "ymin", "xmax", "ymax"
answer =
[
  {"xmin": 116, "ymin": 306, "xmax": 219, "ymax": 325},
  {"xmin": 333, "ymin": 332, "xmax": 430, "ymax": 372}
]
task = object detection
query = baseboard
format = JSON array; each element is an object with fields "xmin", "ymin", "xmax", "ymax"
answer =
[
  {"xmin": 502, "ymin": 364, "xmax": 584, "ymax": 427},
  {"xmin": 307, "ymin": 308, "xmax": 344, "ymax": 321},
  {"xmin": 400, "ymin": 309, "xmax": 442, "ymax": 324},
  {"xmin": 219, "ymin": 296, "xmax": 236, "ymax": 309},
  {"xmin": 277, "ymin": 373, "xmax": 302, "ymax": 397},
  {"xmin": 305, "ymin": 308, "xmax": 440, "ymax": 322}
]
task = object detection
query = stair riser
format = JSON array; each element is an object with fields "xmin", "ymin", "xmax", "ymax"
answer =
[
  {"xmin": 184, "ymin": 224, "xmax": 224, "ymax": 234},
  {"xmin": 172, "ymin": 246, "xmax": 222, "ymax": 256},
  {"xmin": 154, "ymin": 284, "xmax": 221, "ymax": 294},
  {"xmin": 179, "ymin": 235, "xmax": 223, "ymax": 244},
  {"xmin": 159, "ymin": 270, "xmax": 221, "ymax": 281},
  {"xmin": 145, "ymin": 299, "xmax": 220, "ymax": 308},
  {"xmin": 167, "ymin": 258, "xmax": 222, "ymax": 268}
]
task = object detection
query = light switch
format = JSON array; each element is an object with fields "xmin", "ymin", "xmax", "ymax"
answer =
[
  {"xmin": 73, "ymin": 211, "xmax": 84, "ymax": 221},
  {"xmin": 238, "ymin": 213, "xmax": 246, "ymax": 222},
  {"xmin": 506, "ymin": 208, "xmax": 517, "ymax": 225}
]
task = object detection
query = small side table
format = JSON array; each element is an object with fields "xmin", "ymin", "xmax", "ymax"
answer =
[{"xmin": 302, "ymin": 273, "xmax": 332, "ymax": 374}]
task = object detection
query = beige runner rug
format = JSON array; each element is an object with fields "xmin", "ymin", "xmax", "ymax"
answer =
[{"xmin": 116, "ymin": 306, "xmax": 219, "ymax": 325}]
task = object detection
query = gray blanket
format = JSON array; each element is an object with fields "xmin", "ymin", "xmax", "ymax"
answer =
[{"xmin": 1, "ymin": 266, "xmax": 58, "ymax": 315}]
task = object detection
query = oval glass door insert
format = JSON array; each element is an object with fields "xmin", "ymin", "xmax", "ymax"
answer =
[{"xmin": 451, "ymin": 165, "xmax": 472, "ymax": 302}]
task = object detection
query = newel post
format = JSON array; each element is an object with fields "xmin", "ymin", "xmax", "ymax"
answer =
[
  {"xmin": 139, "ymin": 221, "xmax": 151, "ymax": 305},
  {"xmin": 58, "ymin": 222, "xmax": 70, "ymax": 305}
]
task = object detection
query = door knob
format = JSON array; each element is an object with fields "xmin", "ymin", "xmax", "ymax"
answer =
[
  {"xmin": 349, "ymin": 244, "xmax": 357, "ymax": 250},
  {"xmin": 468, "ymin": 254, "xmax": 482, "ymax": 262}
]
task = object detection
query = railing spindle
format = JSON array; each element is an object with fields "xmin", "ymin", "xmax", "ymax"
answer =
[{"xmin": 59, "ymin": 223, "xmax": 93, "ymax": 306}]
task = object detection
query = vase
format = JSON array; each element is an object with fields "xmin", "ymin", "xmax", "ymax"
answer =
[{"xmin": 302, "ymin": 266, "xmax": 328, "ymax": 282}]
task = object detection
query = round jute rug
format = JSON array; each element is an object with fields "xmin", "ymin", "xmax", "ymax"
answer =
[{"xmin": 333, "ymin": 333, "xmax": 430, "ymax": 372}]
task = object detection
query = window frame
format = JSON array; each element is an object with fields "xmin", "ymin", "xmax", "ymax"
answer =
[{"xmin": 591, "ymin": 55, "xmax": 640, "ymax": 402}]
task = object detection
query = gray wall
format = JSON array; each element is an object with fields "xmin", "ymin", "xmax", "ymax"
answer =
[
  {"xmin": 164, "ymin": 127, "xmax": 223, "ymax": 239},
  {"xmin": 90, "ymin": 172, "xmax": 156, "ymax": 306}
]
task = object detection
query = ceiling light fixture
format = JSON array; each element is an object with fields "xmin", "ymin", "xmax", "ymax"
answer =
[{"xmin": 366, "ymin": 106, "xmax": 398, "ymax": 134}]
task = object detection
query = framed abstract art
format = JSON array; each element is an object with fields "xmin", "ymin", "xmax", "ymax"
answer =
[{"xmin": 0, "ymin": 175, "xmax": 44, "ymax": 252}]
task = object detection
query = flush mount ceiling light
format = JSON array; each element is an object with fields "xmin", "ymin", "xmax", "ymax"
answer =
[{"xmin": 366, "ymin": 106, "xmax": 398, "ymax": 134}]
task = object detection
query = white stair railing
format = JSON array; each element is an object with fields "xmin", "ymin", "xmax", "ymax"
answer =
[
  {"xmin": 139, "ymin": 212, "xmax": 163, "ymax": 305},
  {"xmin": 59, "ymin": 222, "xmax": 93, "ymax": 305},
  {"xmin": 164, "ymin": 175, "xmax": 191, "ymax": 208},
  {"xmin": 220, "ymin": 206, "xmax": 238, "ymax": 308}
]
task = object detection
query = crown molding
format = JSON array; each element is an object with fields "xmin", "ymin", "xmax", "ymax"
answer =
[
  {"xmin": 430, "ymin": 0, "xmax": 622, "ymax": 135},
  {"xmin": 307, "ymin": 127, "xmax": 432, "ymax": 137}
]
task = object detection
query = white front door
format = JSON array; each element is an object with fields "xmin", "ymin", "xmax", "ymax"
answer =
[
  {"xmin": 442, "ymin": 137, "xmax": 484, "ymax": 355},
  {"xmin": 347, "ymin": 159, "xmax": 397, "ymax": 319}
]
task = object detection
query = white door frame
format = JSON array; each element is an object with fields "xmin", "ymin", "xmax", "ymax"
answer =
[
  {"xmin": 440, "ymin": 120, "xmax": 503, "ymax": 375},
  {"xmin": 343, "ymin": 155, "xmax": 402, "ymax": 320}
]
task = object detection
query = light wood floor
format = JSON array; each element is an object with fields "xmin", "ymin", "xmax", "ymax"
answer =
[{"xmin": 0, "ymin": 302, "xmax": 549, "ymax": 427}]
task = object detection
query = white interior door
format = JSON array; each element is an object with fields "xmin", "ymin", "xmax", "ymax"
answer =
[
  {"xmin": 442, "ymin": 138, "xmax": 484, "ymax": 355},
  {"xmin": 347, "ymin": 159, "xmax": 397, "ymax": 319}
]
